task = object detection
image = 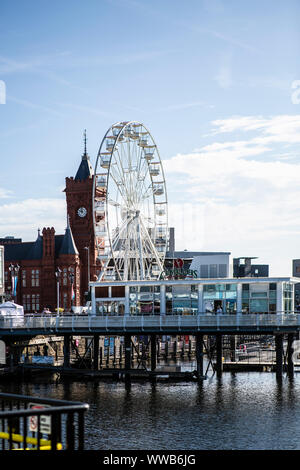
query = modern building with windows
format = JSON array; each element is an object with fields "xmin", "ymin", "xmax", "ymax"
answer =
[
  {"xmin": 0, "ymin": 246, "xmax": 4, "ymax": 303},
  {"xmin": 90, "ymin": 276, "xmax": 297, "ymax": 316},
  {"xmin": 292, "ymin": 259, "xmax": 300, "ymax": 307}
]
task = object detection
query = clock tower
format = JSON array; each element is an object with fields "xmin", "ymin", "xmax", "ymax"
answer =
[{"xmin": 64, "ymin": 131, "xmax": 99, "ymax": 304}]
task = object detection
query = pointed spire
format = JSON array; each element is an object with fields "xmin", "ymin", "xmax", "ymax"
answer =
[
  {"xmin": 28, "ymin": 228, "xmax": 43, "ymax": 259},
  {"xmin": 84, "ymin": 129, "xmax": 87, "ymax": 156},
  {"xmin": 75, "ymin": 129, "xmax": 94, "ymax": 181},
  {"xmin": 59, "ymin": 215, "xmax": 79, "ymax": 255},
  {"xmin": 82, "ymin": 129, "xmax": 89, "ymax": 161}
]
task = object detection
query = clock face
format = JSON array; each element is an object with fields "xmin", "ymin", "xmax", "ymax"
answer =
[{"xmin": 77, "ymin": 206, "xmax": 87, "ymax": 218}]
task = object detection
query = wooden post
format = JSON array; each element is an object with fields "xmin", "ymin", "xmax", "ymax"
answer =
[
  {"xmin": 196, "ymin": 333, "xmax": 204, "ymax": 380},
  {"xmin": 151, "ymin": 334, "xmax": 156, "ymax": 372},
  {"xmin": 230, "ymin": 335, "xmax": 237, "ymax": 362},
  {"xmin": 119, "ymin": 344, "xmax": 123, "ymax": 365},
  {"xmin": 275, "ymin": 334, "xmax": 283, "ymax": 379},
  {"xmin": 156, "ymin": 339, "xmax": 160, "ymax": 361},
  {"xmin": 63, "ymin": 335, "xmax": 70, "ymax": 368},
  {"xmin": 125, "ymin": 334, "xmax": 131, "ymax": 381},
  {"xmin": 216, "ymin": 334, "xmax": 223, "ymax": 377},
  {"xmin": 173, "ymin": 339, "xmax": 177, "ymax": 358},
  {"xmin": 93, "ymin": 334, "xmax": 99, "ymax": 371},
  {"xmin": 99, "ymin": 347, "xmax": 103, "ymax": 368},
  {"xmin": 287, "ymin": 333, "xmax": 294, "ymax": 377}
]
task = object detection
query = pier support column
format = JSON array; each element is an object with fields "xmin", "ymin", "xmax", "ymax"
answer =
[
  {"xmin": 63, "ymin": 335, "xmax": 70, "ymax": 368},
  {"xmin": 124, "ymin": 334, "xmax": 131, "ymax": 381},
  {"xmin": 196, "ymin": 333, "xmax": 204, "ymax": 380},
  {"xmin": 150, "ymin": 334, "xmax": 156, "ymax": 372},
  {"xmin": 275, "ymin": 334, "xmax": 284, "ymax": 379},
  {"xmin": 216, "ymin": 334, "xmax": 223, "ymax": 377},
  {"xmin": 287, "ymin": 333, "xmax": 294, "ymax": 377},
  {"xmin": 93, "ymin": 334, "xmax": 99, "ymax": 371}
]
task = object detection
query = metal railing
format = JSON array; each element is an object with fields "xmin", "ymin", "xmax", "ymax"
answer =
[
  {"xmin": 1, "ymin": 313, "xmax": 300, "ymax": 332},
  {"xmin": 0, "ymin": 393, "xmax": 89, "ymax": 450}
]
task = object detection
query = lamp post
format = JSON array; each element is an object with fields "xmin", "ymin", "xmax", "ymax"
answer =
[
  {"xmin": 8, "ymin": 263, "xmax": 20, "ymax": 303},
  {"xmin": 68, "ymin": 267, "xmax": 75, "ymax": 312},
  {"xmin": 84, "ymin": 246, "xmax": 90, "ymax": 294},
  {"xmin": 55, "ymin": 267, "xmax": 62, "ymax": 316}
]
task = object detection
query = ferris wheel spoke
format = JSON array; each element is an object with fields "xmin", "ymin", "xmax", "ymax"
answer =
[
  {"xmin": 109, "ymin": 164, "xmax": 131, "ymax": 203},
  {"xmin": 93, "ymin": 121, "xmax": 168, "ymax": 281}
]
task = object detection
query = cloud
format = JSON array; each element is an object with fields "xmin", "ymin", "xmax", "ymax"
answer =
[
  {"xmin": 0, "ymin": 188, "xmax": 13, "ymax": 198},
  {"xmin": 0, "ymin": 198, "xmax": 66, "ymax": 241},
  {"xmin": 164, "ymin": 114, "xmax": 300, "ymax": 275}
]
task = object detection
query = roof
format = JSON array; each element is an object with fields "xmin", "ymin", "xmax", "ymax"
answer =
[
  {"xmin": 166, "ymin": 251, "xmax": 231, "ymax": 259},
  {"xmin": 75, "ymin": 153, "xmax": 94, "ymax": 181},
  {"xmin": 59, "ymin": 218, "xmax": 79, "ymax": 255},
  {"xmin": 3, "ymin": 234, "xmax": 65, "ymax": 261},
  {"xmin": 90, "ymin": 276, "xmax": 299, "ymax": 287},
  {"xmin": 27, "ymin": 230, "xmax": 43, "ymax": 259}
]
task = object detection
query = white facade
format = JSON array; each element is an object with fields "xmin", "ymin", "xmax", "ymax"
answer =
[
  {"xmin": 90, "ymin": 277, "xmax": 298, "ymax": 316},
  {"xmin": 0, "ymin": 246, "xmax": 4, "ymax": 302},
  {"xmin": 189, "ymin": 253, "xmax": 231, "ymax": 278}
]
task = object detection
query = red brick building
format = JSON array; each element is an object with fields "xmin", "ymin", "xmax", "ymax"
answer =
[{"xmin": 0, "ymin": 144, "xmax": 99, "ymax": 312}]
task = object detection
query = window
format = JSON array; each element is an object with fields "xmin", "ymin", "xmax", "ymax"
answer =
[
  {"xmin": 31, "ymin": 294, "xmax": 40, "ymax": 312},
  {"xmin": 200, "ymin": 265, "xmax": 208, "ymax": 278},
  {"xmin": 203, "ymin": 285, "xmax": 216, "ymax": 299},
  {"xmin": 209, "ymin": 264, "xmax": 217, "ymax": 278},
  {"xmin": 23, "ymin": 294, "xmax": 30, "ymax": 312},
  {"xmin": 22, "ymin": 270, "xmax": 26, "ymax": 287},
  {"xmin": 63, "ymin": 292, "xmax": 68, "ymax": 309},
  {"xmin": 250, "ymin": 299, "xmax": 268, "ymax": 313},
  {"xmin": 63, "ymin": 268, "xmax": 68, "ymax": 286},
  {"xmin": 0, "ymin": 250, "xmax": 3, "ymax": 288},
  {"xmin": 31, "ymin": 269, "xmax": 39, "ymax": 287},
  {"xmin": 219, "ymin": 264, "xmax": 227, "ymax": 278},
  {"xmin": 242, "ymin": 284, "xmax": 249, "ymax": 299}
]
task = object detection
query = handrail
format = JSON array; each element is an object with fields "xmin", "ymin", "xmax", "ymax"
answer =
[
  {"xmin": 1, "ymin": 313, "xmax": 300, "ymax": 332},
  {"xmin": 0, "ymin": 393, "xmax": 89, "ymax": 451}
]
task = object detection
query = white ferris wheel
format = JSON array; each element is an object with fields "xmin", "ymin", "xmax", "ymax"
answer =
[{"xmin": 92, "ymin": 121, "xmax": 168, "ymax": 281}]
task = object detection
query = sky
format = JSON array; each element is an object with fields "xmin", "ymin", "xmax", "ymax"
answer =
[{"xmin": 0, "ymin": 0, "xmax": 300, "ymax": 276}]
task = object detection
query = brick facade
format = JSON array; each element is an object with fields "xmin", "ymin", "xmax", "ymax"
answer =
[{"xmin": 1, "ymin": 149, "xmax": 97, "ymax": 313}]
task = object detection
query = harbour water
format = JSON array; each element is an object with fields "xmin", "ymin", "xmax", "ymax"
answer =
[{"xmin": 1, "ymin": 361, "xmax": 300, "ymax": 450}]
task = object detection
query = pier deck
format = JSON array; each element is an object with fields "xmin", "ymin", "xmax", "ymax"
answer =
[{"xmin": 1, "ymin": 313, "xmax": 300, "ymax": 336}]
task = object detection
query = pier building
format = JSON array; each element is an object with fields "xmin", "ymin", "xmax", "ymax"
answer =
[
  {"xmin": 0, "ymin": 246, "xmax": 4, "ymax": 303},
  {"xmin": 90, "ymin": 276, "xmax": 296, "ymax": 316}
]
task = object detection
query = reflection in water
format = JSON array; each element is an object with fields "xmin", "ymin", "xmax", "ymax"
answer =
[{"xmin": 1, "ymin": 371, "xmax": 300, "ymax": 450}]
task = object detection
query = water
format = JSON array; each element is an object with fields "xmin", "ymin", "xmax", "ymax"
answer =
[{"xmin": 1, "ymin": 366, "xmax": 300, "ymax": 450}]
